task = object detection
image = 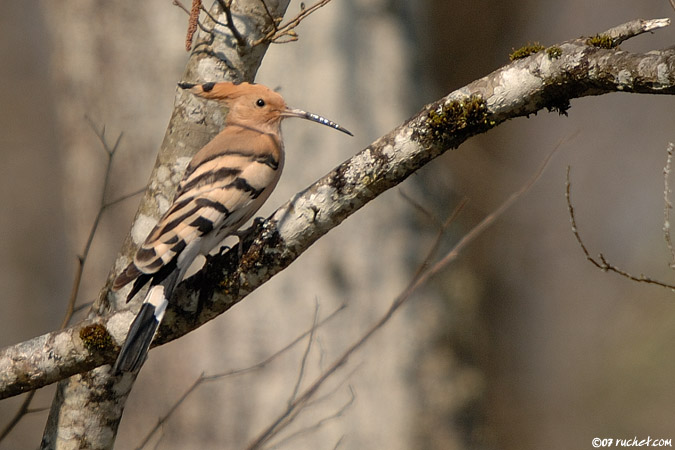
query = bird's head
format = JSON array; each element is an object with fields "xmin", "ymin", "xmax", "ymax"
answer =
[{"xmin": 179, "ymin": 81, "xmax": 353, "ymax": 136}]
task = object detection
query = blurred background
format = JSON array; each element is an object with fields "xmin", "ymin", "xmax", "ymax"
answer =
[{"xmin": 1, "ymin": 0, "xmax": 675, "ymax": 449}]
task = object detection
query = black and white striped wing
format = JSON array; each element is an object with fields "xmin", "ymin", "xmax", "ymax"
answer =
[{"xmin": 113, "ymin": 129, "xmax": 282, "ymax": 294}]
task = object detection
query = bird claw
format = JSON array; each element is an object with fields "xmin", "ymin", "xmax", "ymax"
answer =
[{"xmin": 232, "ymin": 217, "xmax": 265, "ymax": 260}]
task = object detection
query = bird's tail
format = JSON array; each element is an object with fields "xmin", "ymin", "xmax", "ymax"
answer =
[{"xmin": 112, "ymin": 272, "xmax": 178, "ymax": 374}]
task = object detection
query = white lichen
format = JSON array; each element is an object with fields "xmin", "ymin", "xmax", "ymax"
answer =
[
  {"xmin": 493, "ymin": 66, "xmax": 541, "ymax": 109},
  {"xmin": 131, "ymin": 214, "xmax": 158, "ymax": 244},
  {"xmin": 617, "ymin": 69, "xmax": 633, "ymax": 89}
]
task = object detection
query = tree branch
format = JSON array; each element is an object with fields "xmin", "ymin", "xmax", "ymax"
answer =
[{"xmin": 2, "ymin": 18, "xmax": 674, "ymax": 406}]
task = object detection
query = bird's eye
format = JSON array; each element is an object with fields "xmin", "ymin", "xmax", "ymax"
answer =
[{"xmin": 256, "ymin": 99, "xmax": 265, "ymax": 107}]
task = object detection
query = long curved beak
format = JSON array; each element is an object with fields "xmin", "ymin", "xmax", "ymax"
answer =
[{"xmin": 283, "ymin": 108, "xmax": 354, "ymax": 136}]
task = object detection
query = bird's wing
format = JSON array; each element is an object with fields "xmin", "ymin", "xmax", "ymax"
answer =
[{"xmin": 112, "ymin": 127, "xmax": 282, "ymax": 292}]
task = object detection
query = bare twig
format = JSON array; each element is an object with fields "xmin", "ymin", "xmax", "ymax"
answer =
[
  {"xmin": 0, "ymin": 119, "xmax": 143, "ymax": 443},
  {"xmin": 252, "ymin": 0, "xmax": 334, "ymax": 46},
  {"xmin": 66, "ymin": 121, "xmax": 145, "ymax": 326},
  {"xmin": 173, "ymin": 0, "xmax": 245, "ymax": 48},
  {"xmin": 663, "ymin": 143, "xmax": 675, "ymax": 268},
  {"xmin": 173, "ymin": 0, "xmax": 210, "ymax": 35},
  {"xmin": 398, "ymin": 189, "xmax": 444, "ymax": 229},
  {"xmin": 197, "ymin": 4, "xmax": 227, "ymax": 30},
  {"xmin": 266, "ymin": 386, "xmax": 354, "ymax": 450},
  {"xmin": 216, "ymin": 0, "xmax": 246, "ymax": 47},
  {"xmin": 288, "ymin": 300, "xmax": 320, "ymax": 405},
  {"xmin": 0, "ymin": 390, "xmax": 35, "ymax": 441},
  {"xmin": 62, "ymin": 118, "xmax": 122, "ymax": 328},
  {"xmin": 245, "ymin": 143, "xmax": 557, "ymax": 450},
  {"xmin": 332, "ymin": 435, "xmax": 345, "ymax": 450},
  {"xmin": 602, "ymin": 18, "xmax": 670, "ymax": 46},
  {"xmin": 566, "ymin": 166, "xmax": 675, "ymax": 290},
  {"xmin": 172, "ymin": 0, "xmax": 190, "ymax": 14},
  {"xmin": 72, "ymin": 301, "xmax": 94, "ymax": 315},
  {"xmin": 104, "ymin": 187, "xmax": 147, "ymax": 209},
  {"xmin": 258, "ymin": 0, "xmax": 281, "ymax": 34},
  {"xmin": 261, "ymin": 366, "xmax": 358, "ymax": 450},
  {"xmin": 399, "ymin": 191, "xmax": 469, "ymax": 282},
  {"xmin": 135, "ymin": 303, "xmax": 346, "ymax": 449}
]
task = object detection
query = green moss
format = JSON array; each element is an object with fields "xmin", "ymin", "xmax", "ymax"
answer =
[
  {"xmin": 509, "ymin": 42, "xmax": 545, "ymax": 60},
  {"xmin": 424, "ymin": 94, "xmax": 495, "ymax": 147},
  {"xmin": 586, "ymin": 34, "xmax": 615, "ymax": 49},
  {"xmin": 546, "ymin": 46, "xmax": 562, "ymax": 59},
  {"xmin": 80, "ymin": 324, "xmax": 115, "ymax": 352}
]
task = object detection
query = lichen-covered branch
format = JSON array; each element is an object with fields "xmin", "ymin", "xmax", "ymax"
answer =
[{"xmin": 0, "ymin": 16, "xmax": 673, "ymax": 447}]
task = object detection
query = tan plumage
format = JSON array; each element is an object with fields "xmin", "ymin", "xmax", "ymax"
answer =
[{"xmin": 111, "ymin": 81, "xmax": 352, "ymax": 374}]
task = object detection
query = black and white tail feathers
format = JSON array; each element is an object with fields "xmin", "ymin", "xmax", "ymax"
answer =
[{"xmin": 112, "ymin": 270, "xmax": 179, "ymax": 374}]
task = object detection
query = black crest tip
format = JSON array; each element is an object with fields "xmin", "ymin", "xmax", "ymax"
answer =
[{"xmin": 201, "ymin": 82, "xmax": 216, "ymax": 92}]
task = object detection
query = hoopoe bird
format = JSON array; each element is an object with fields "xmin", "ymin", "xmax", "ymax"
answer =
[{"xmin": 111, "ymin": 81, "xmax": 352, "ymax": 374}]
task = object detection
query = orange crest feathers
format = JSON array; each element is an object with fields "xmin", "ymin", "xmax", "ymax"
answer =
[
  {"xmin": 178, "ymin": 80, "xmax": 353, "ymax": 135},
  {"xmin": 178, "ymin": 81, "xmax": 268, "ymax": 101}
]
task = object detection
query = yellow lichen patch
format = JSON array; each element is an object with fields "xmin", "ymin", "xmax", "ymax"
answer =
[
  {"xmin": 546, "ymin": 46, "xmax": 562, "ymax": 59},
  {"xmin": 80, "ymin": 323, "xmax": 116, "ymax": 352},
  {"xmin": 586, "ymin": 34, "xmax": 615, "ymax": 49},
  {"xmin": 509, "ymin": 42, "xmax": 545, "ymax": 60},
  {"xmin": 424, "ymin": 94, "xmax": 494, "ymax": 147}
]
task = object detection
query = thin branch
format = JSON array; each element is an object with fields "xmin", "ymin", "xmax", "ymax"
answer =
[
  {"xmin": 603, "ymin": 18, "xmax": 671, "ymax": 46},
  {"xmin": 398, "ymin": 189, "xmax": 444, "ymax": 229},
  {"xmin": 245, "ymin": 142, "xmax": 557, "ymax": 450},
  {"xmin": 63, "ymin": 125, "xmax": 144, "ymax": 326},
  {"xmin": 197, "ymin": 4, "xmax": 227, "ymax": 30},
  {"xmin": 174, "ymin": 0, "xmax": 246, "ymax": 49},
  {"xmin": 0, "ymin": 390, "xmax": 35, "ymax": 441},
  {"xmin": 0, "ymin": 119, "xmax": 134, "ymax": 443},
  {"xmin": 216, "ymin": 0, "xmax": 246, "ymax": 47},
  {"xmin": 266, "ymin": 386, "xmax": 355, "ymax": 450},
  {"xmin": 663, "ymin": 143, "xmax": 675, "ymax": 268},
  {"xmin": 61, "ymin": 118, "xmax": 123, "ymax": 329},
  {"xmin": 252, "ymin": 0, "xmax": 334, "ymax": 46},
  {"xmin": 332, "ymin": 435, "xmax": 345, "ymax": 450},
  {"xmin": 72, "ymin": 301, "xmax": 94, "ymax": 315},
  {"xmin": 566, "ymin": 166, "xmax": 675, "ymax": 290},
  {"xmin": 173, "ymin": 0, "xmax": 211, "ymax": 35},
  {"xmin": 104, "ymin": 186, "xmax": 147, "ymax": 210},
  {"xmin": 258, "ymin": 0, "xmax": 281, "ymax": 33},
  {"xmin": 288, "ymin": 300, "xmax": 319, "ymax": 405},
  {"xmin": 399, "ymin": 191, "xmax": 469, "ymax": 282},
  {"xmin": 260, "ymin": 367, "xmax": 359, "ymax": 450},
  {"xmin": 136, "ymin": 374, "xmax": 204, "ymax": 450},
  {"xmin": 135, "ymin": 303, "xmax": 346, "ymax": 449},
  {"xmin": 172, "ymin": 0, "xmax": 191, "ymax": 14}
]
